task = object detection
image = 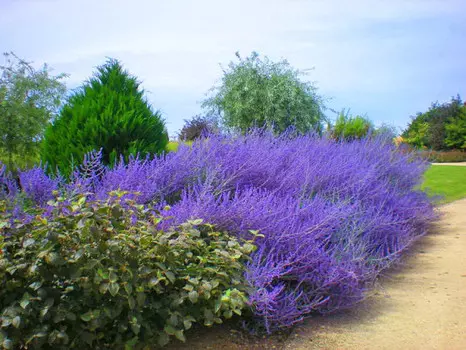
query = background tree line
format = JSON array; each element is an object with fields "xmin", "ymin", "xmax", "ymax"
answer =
[
  {"xmin": 1, "ymin": 50, "xmax": 465, "ymax": 175},
  {"xmin": 402, "ymin": 95, "xmax": 465, "ymax": 151}
]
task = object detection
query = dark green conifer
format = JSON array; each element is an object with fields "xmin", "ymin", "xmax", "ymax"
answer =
[{"xmin": 41, "ymin": 59, "xmax": 168, "ymax": 176}]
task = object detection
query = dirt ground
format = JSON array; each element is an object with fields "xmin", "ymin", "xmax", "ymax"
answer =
[
  {"xmin": 168, "ymin": 198, "xmax": 466, "ymax": 350},
  {"xmin": 285, "ymin": 198, "xmax": 466, "ymax": 350},
  {"xmin": 431, "ymin": 162, "xmax": 466, "ymax": 166}
]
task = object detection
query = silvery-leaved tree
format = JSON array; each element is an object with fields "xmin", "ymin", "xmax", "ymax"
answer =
[
  {"xmin": 202, "ymin": 51, "xmax": 326, "ymax": 134},
  {"xmin": 0, "ymin": 52, "xmax": 67, "ymax": 170}
]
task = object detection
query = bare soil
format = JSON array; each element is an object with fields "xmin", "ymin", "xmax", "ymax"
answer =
[
  {"xmin": 167, "ymin": 199, "xmax": 466, "ymax": 350},
  {"xmin": 285, "ymin": 198, "xmax": 466, "ymax": 350},
  {"xmin": 431, "ymin": 162, "xmax": 466, "ymax": 166}
]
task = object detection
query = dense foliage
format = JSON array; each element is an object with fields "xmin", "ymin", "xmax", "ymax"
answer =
[
  {"xmin": 202, "ymin": 52, "xmax": 325, "ymax": 134},
  {"xmin": 0, "ymin": 52, "xmax": 67, "ymax": 170},
  {"xmin": 178, "ymin": 115, "xmax": 218, "ymax": 141},
  {"xmin": 331, "ymin": 110, "xmax": 374, "ymax": 140},
  {"xmin": 0, "ymin": 193, "xmax": 254, "ymax": 349},
  {"xmin": 1, "ymin": 131, "xmax": 435, "ymax": 336},
  {"xmin": 402, "ymin": 95, "xmax": 466, "ymax": 150},
  {"xmin": 418, "ymin": 149, "xmax": 466, "ymax": 163},
  {"xmin": 41, "ymin": 59, "xmax": 168, "ymax": 177}
]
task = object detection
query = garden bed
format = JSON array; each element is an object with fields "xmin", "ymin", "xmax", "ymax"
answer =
[{"xmin": 0, "ymin": 132, "xmax": 435, "ymax": 348}]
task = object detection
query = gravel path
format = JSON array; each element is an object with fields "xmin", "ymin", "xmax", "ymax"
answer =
[
  {"xmin": 431, "ymin": 162, "xmax": 466, "ymax": 166},
  {"xmin": 284, "ymin": 198, "xmax": 466, "ymax": 350}
]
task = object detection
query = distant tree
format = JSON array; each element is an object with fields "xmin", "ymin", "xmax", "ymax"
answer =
[
  {"xmin": 445, "ymin": 102, "xmax": 466, "ymax": 149},
  {"xmin": 178, "ymin": 115, "xmax": 218, "ymax": 141},
  {"xmin": 41, "ymin": 59, "xmax": 168, "ymax": 176},
  {"xmin": 202, "ymin": 52, "xmax": 325, "ymax": 134},
  {"xmin": 331, "ymin": 109, "xmax": 374, "ymax": 140},
  {"xmin": 374, "ymin": 124, "xmax": 398, "ymax": 139},
  {"xmin": 402, "ymin": 95, "xmax": 465, "ymax": 150},
  {"xmin": 0, "ymin": 52, "xmax": 67, "ymax": 169}
]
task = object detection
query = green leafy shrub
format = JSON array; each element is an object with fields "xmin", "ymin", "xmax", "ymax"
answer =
[
  {"xmin": 0, "ymin": 52, "xmax": 67, "ymax": 171},
  {"xmin": 419, "ymin": 149, "xmax": 466, "ymax": 163},
  {"xmin": 331, "ymin": 110, "xmax": 373, "ymax": 140},
  {"xmin": 41, "ymin": 59, "xmax": 168, "ymax": 177},
  {"xmin": 0, "ymin": 193, "xmax": 254, "ymax": 349},
  {"xmin": 402, "ymin": 95, "xmax": 465, "ymax": 150},
  {"xmin": 444, "ymin": 104, "xmax": 466, "ymax": 149}
]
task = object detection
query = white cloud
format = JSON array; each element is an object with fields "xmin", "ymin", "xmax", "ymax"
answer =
[{"xmin": 1, "ymin": 0, "xmax": 465, "ymax": 135}]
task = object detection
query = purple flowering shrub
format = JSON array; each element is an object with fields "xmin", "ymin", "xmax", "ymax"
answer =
[
  {"xmin": 0, "ymin": 131, "xmax": 435, "ymax": 333},
  {"xmin": 0, "ymin": 164, "xmax": 18, "ymax": 201},
  {"xmin": 18, "ymin": 165, "xmax": 60, "ymax": 206}
]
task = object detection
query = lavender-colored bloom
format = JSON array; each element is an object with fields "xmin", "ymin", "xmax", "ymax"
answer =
[
  {"xmin": 0, "ymin": 131, "xmax": 435, "ymax": 332},
  {"xmin": 0, "ymin": 163, "xmax": 19, "ymax": 200},
  {"xmin": 18, "ymin": 165, "xmax": 60, "ymax": 206}
]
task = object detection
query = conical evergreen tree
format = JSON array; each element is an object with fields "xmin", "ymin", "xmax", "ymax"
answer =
[{"xmin": 41, "ymin": 59, "xmax": 168, "ymax": 176}]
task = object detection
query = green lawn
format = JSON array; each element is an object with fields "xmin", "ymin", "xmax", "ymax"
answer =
[
  {"xmin": 166, "ymin": 140, "xmax": 193, "ymax": 153},
  {"xmin": 421, "ymin": 165, "xmax": 466, "ymax": 203},
  {"xmin": 166, "ymin": 141, "xmax": 180, "ymax": 152}
]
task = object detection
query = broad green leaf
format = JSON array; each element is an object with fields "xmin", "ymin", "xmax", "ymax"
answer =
[
  {"xmin": 155, "ymin": 262, "xmax": 167, "ymax": 270},
  {"xmin": 66, "ymin": 312, "xmax": 77, "ymax": 321},
  {"xmin": 164, "ymin": 325, "xmax": 176, "ymax": 336},
  {"xmin": 136, "ymin": 292, "xmax": 146, "ymax": 307},
  {"xmin": 28, "ymin": 281, "xmax": 42, "ymax": 291},
  {"xmin": 183, "ymin": 284, "xmax": 194, "ymax": 292},
  {"xmin": 168, "ymin": 314, "xmax": 178, "ymax": 327},
  {"xmin": 128, "ymin": 296, "xmax": 136, "ymax": 310},
  {"xmin": 204, "ymin": 309, "xmax": 214, "ymax": 321},
  {"xmin": 97, "ymin": 269, "xmax": 109, "ymax": 279},
  {"xmin": 148, "ymin": 277, "xmax": 159, "ymax": 287},
  {"xmin": 2, "ymin": 339, "xmax": 13, "ymax": 350},
  {"xmin": 189, "ymin": 219, "xmax": 203, "ymax": 225},
  {"xmin": 99, "ymin": 283, "xmax": 109, "ymax": 294},
  {"xmin": 22, "ymin": 238, "xmax": 35, "ymax": 248},
  {"xmin": 204, "ymin": 319, "xmax": 214, "ymax": 327},
  {"xmin": 158, "ymin": 333, "xmax": 170, "ymax": 347},
  {"xmin": 188, "ymin": 291, "xmax": 199, "ymax": 303},
  {"xmin": 1, "ymin": 318, "xmax": 11, "ymax": 327},
  {"xmin": 109, "ymin": 271, "xmax": 118, "ymax": 283},
  {"xmin": 184, "ymin": 315, "xmax": 196, "ymax": 322},
  {"xmin": 125, "ymin": 336, "xmax": 138, "ymax": 350},
  {"xmin": 103, "ymin": 307, "xmax": 113, "ymax": 318},
  {"xmin": 130, "ymin": 323, "xmax": 140, "ymax": 335},
  {"xmin": 45, "ymin": 298, "xmax": 54, "ymax": 308},
  {"xmin": 202, "ymin": 281, "xmax": 212, "ymax": 291},
  {"xmin": 40, "ymin": 308, "xmax": 49, "ymax": 319},
  {"xmin": 174, "ymin": 330, "xmax": 186, "ymax": 342},
  {"xmin": 80, "ymin": 312, "xmax": 92, "ymax": 322},
  {"xmin": 124, "ymin": 283, "xmax": 133, "ymax": 295},
  {"xmin": 109, "ymin": 283, "xmax": 120, "ymax": 296},
  {"xmin": 243, "ymin": 242, "xmax": 256, "ymax": 253},
  {"xmin": 214, "ymin": 300, "xmax": 222, "ymax": 313},
  {"xmin": 233, "ymin": 309, "xmax": 242, "ymax": 316},
  {"xmin": 57, "ymin": 332, "xmax": 69, "ymax": 344},
  {"xmin": 183, "ymin": 320, "xmax": 192, "ymax": 330},
  {"xmin": 73, "ymin": 249, "xmax": 84, "ymax": 260},
  {"xmin": 20, "ymin": 293, "xmax": 31, "ymax": 309},
  {"xmin": 164, "ymin": 271, "xmax": 176, "ymax": 284}
]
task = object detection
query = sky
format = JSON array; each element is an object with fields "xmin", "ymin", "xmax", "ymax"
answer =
[{"xmin": 1, "ymin": 0, "xmax": 465, "ymax": 137}]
